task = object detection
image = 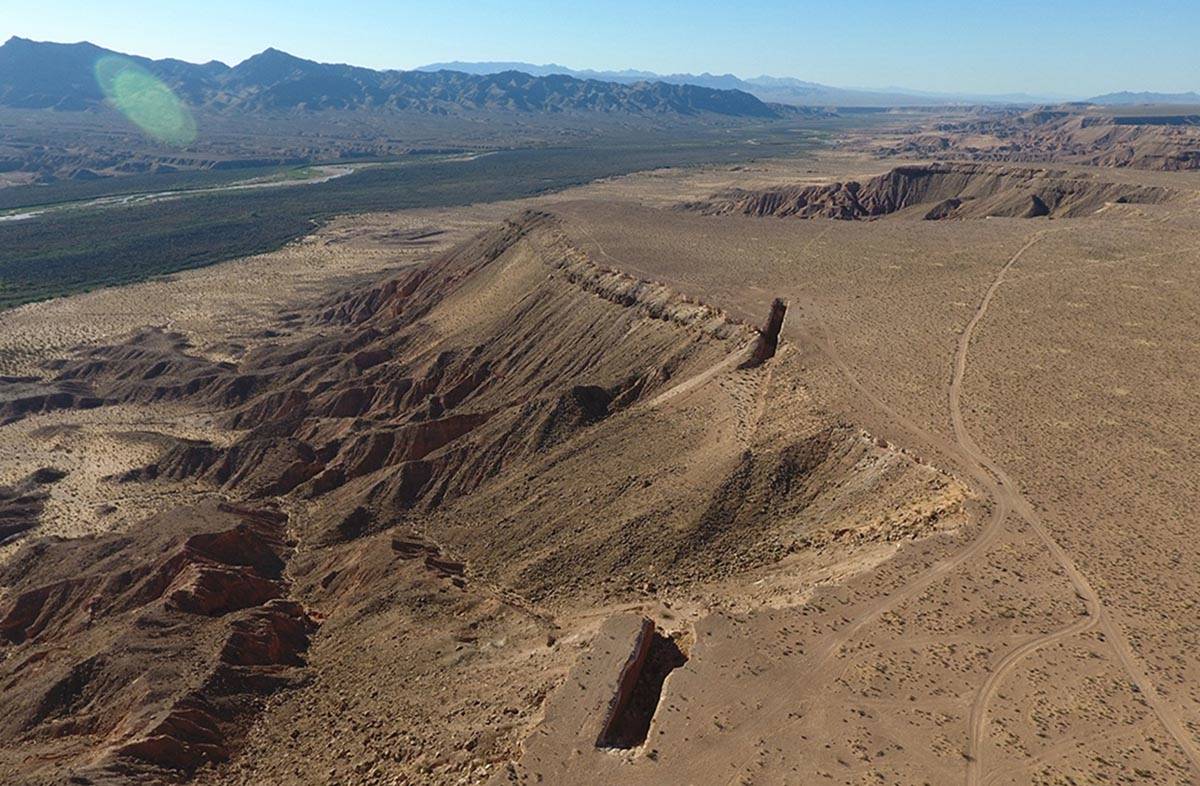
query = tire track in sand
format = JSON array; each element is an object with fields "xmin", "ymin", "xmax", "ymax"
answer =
[
  {"xmin": 801, "ymin": 228, "xmax": 1196, "ymax": 782},
  {"xmin": 580, "ymin": 218, "xmax": 1199, "ymax": 780},
  {"xmin": 953, "ymin": 233, "xmax": 1200, "ymax": 783}
]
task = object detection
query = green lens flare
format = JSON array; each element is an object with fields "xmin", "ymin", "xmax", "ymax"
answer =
[{"xmin": 94, "ymin": 55, "xmax": 196, "ymax": 146}]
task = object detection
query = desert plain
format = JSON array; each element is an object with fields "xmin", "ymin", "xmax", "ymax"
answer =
[{"xmin": 1, "ymin": 132, "xmax": 1200, "ymax": 786}]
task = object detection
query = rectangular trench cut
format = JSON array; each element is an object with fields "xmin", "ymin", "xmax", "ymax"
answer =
[{"xmin": 595, "ymin": 619, "xmax": 689, "ymax": 750}]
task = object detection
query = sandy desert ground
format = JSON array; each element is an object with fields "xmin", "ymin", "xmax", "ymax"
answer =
[
  {"xmin": 1, "ymin": 150, "xmax": 1199, "ymax": 785},
  {"xmin": 549, "ymin": 162, "xmax": 1200, "ymax": 784}
]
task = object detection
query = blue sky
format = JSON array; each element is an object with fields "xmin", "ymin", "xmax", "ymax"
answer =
[{"xmin": 3, "ymin": 1, "xmax": 1197, "ymax": 97}]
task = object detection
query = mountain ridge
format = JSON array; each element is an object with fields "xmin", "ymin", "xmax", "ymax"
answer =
[
  {"xmin": 0, "ymin": 37, "xmax": 781, "ymax": 118},
  {"xmin": 417, "ymin": 59, "xmax": 1067, "ymax": 107},
  {"xmin": 1087, "ymin": 90, "xmax": 1200, "ymax": 105}
]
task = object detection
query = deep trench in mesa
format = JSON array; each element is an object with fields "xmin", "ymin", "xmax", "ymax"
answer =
[{"xmin": 597, "ymin": 628, "xmax": 690, "ymax": 750}]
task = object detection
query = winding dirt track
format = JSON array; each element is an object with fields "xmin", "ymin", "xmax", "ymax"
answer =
[
  {"xmin": 798, "ymin": 229, "xmax": 1199, "ymax": 783},
  {"xmin": 950, "ymin": 234, "xmax": 1200, "ymax": 784},
  {"xmin": 575, "ymin": 217, "xmax": 1199, "ymax": 781}
]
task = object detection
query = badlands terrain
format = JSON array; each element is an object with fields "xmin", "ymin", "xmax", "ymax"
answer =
[{"xmin": 1, "ymin": 139, "xmax": 1200, "ymax": 786}]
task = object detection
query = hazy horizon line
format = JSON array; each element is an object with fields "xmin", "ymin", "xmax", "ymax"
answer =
[{"xmin": 5, "ymin": 34, "xmax": 1196, "ymax": 102}]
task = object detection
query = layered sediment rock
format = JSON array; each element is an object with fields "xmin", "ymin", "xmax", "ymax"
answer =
[
  {"xmin": 0, "ymin": 502, "xmax": 316, "ymax": 780},
  {"xmin": 682, "ymin": 163, "xmax": 1177, "ymax": 220},
  {"xmin": 0, "ymin": 208, "xmax": 970, "ymax": 784}
]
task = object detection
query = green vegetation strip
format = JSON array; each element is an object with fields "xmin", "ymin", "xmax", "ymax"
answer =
[{"xmin": 0, "ymin": 136, "xmax": 814, "ymax": 309}]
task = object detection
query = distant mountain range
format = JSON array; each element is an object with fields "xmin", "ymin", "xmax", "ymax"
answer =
[
  {"xmin": 4, "ymin": 37, "xmax": 1191, "ymax": 125},
  {"xmin": 1087, "ymin": 91, "xmax": 1200, "ymax": 106},
  {"xmin": 418, "ymin": 61, "xmax": 1065, "ymax": 107},
  {"xmin": 0, "ymin": 38, "xmax": 781, "ymax": 118}
]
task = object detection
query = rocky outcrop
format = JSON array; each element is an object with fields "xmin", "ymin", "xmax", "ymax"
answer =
[
  {"xmin": 0, "ymin": 467, "xmax": 65, "ymax": 544},
  {"xmin": 595, "ymin": 617, "xmax": 655, "ymax": 748},
  {"xmin": 56, "ymin": 212, "xmax": 752, "ymax": 537},
  {"xmin": 114, "ymin": 598, "xmax": 316, "ymax": 771},
  {"xmin": 682, "ymin": 163, "xmax": 1178, "ymax": 220},
  {"xmin": 875, "ymin": 107, "xmax": 1200, "ymax": 172},
  {"xmin": 745, "ymin": 298, "xmax": 787, "ymax": 367},
  {"xmin": 0, "ymin": 501, "xmax": 316, "ymax": 779},
  {"xmin": 0, "ymin": 378, "xmax": 103, "ymax": 426},
  {"xmin": 0, "ymin": 207, "xmax": 978, "ymax": 784}
]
